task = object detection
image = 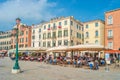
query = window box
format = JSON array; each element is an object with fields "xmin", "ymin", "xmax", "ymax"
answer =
[
  {"xmin": 58, "ymin": 26, "xmax": 62, "ymax": 28},
  {"xmin": 47, "ymin": 28, "xmax": 50, "ymax": 30}
]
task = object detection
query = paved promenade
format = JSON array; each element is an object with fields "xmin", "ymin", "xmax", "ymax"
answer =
[{"xmin": 0, "ymin": 57, "xmax": 120, "ymax": 80}]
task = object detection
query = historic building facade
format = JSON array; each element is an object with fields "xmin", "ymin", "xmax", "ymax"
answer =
[
  {"xmin": 31, "ymin": 24, "xmax": 43, "ymax": 48},
  {"xmin": 11, "ymin": 23, "xmax": 31, "ymax": 49},
  {"xmin": 83, "ymin": 20, "xmax": 105, "ymax": 46},
  {"xmin": 0, "ymin": 31, "xmax": 12, "ymax": 50},
  {"xmin": 105, "ymin": 9, "xmax": 120, "ymax": 50},
  {"xmin": 31, "ymin": 16, "xmax": 83, "ymax": 48}
]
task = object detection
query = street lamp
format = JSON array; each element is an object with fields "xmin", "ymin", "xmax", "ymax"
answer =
[{"xmin": 11, "ymin": 18, "xmax": 25, "ymax": 74}]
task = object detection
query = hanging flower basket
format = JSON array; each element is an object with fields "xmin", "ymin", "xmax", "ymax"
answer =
[{"xmin": 47, "ymin": 28, "xmax": 50, "ymax": 30}]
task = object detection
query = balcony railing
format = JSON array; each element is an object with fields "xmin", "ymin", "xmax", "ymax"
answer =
[
  {"xmin": 52, "ymin": 26, "xmax": 56, "ymax": 30},
  {"xmin": 108, "ymin": 36, "xmax": 113, "ymax": 39},
  {"xmin": 52, "ymin": 36, "xmax": 56, "ymax": 39},
  {"xmin": 85, "ymin": 37, "xmax": 89, "ymax": 39},
  {"xmin": 95, "ymin": 36, "xmax": 99, "ymax": 38}
]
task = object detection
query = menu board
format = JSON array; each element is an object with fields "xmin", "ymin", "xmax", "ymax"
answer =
[{"xmin": 105, "ymin": 53, "xmax": 110, "ymax": 64}]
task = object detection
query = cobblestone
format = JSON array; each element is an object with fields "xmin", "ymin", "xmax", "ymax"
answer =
[{"xmin": 0, "ymin": 57, "xmax": 120, "ymax": 80}]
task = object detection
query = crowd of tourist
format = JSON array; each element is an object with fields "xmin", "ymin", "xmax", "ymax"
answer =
[
  {"xmin": 8, "ymin": 52, "xmax": 120, "ymax": 70},
  {"xmin": 44, "ymin": 55, "xmax": 106, "ymax": 70},
  {"xmin": 0, "ymin": 53, "xmax": 5, "ymax": 58},
  {"xmin": 9, "ymin": 52, "xmax": 108, "ymax": 70}
]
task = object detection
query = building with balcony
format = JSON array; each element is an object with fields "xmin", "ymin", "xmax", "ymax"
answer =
[
  {"xmin": 0, "ymin": 31, "xmax": 12, "ymax": 50},
  {"xmin": 83, "ymin": 20, "xmax": 105, "ymax": 46},
  {"xmin": 11, "ymin": 23, "xmax": 31, "ymax": 49},
  {"xmin": 105, "ymin": 9, "xmax": 120, "ymax": 50},
  {"xmin": 31, "ymin": 16, "xmax": 83, "ymax": 48}
]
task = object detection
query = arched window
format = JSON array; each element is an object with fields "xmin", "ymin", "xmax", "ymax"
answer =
[
  {"xmin": 95, "ymin": 30, "xmax": 98, "ymax": 37},
  {"xmin": 86, "ymin": 24, "xmax": 88, "ymax": 28},
  {"xmin": 95, "ymin": 22, "xmax": 98, "ymax": 27},
  {"xmin": 86, "ymin": 41, "xmax": 89, "ymax": 44},
  {"xmin": 86, "ymin": 32, "xmax": 89, "ymax": 38},
  {"xmin": 95, "ymin": 40, "xmax": 98, "ymax": 44},
  {"xmin": 107, "ymin": 15, "xmax": 113, "ymax": 25},
  {"xmin": 53, "ymin": 23, "xmax": 56, "ymax": 29}
]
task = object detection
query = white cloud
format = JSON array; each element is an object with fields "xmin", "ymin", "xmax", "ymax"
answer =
[{"xmin": 0, "ymin": 0, "xmax": 58, "ymax": 30}]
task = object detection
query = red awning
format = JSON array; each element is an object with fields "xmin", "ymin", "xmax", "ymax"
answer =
[{"xmin": 104, "ymin": 50, "xmax": 120, "ymax": 54}]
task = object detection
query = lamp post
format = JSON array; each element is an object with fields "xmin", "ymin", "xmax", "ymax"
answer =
[{"xmin": 12, "ymin": 18, "xmax": 24, "ymax": 73}]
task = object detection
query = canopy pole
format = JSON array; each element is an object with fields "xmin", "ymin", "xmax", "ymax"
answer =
[{"xmin": 71, "ymin": 50, "xmax": 73, "ymax": 60}]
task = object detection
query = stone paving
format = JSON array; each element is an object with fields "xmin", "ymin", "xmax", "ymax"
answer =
[{"xmin": 0, "ymin": 57, "xmax": 120, "ymax": 80}]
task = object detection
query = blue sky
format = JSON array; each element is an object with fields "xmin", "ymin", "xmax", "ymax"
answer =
[{"xmin": 0, "ymin": 0, "xmax": 120, "ymax": 31}]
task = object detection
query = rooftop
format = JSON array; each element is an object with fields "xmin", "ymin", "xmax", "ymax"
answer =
[
  {"xmin": 105, "ymin": 8, "xmax": 120, "ymax": 13},
  {"xmin": 83, "ymin": 19, "xmax": 105, "ymax": 24},
  {"xmin": 0, "ymin": 30, "xmax": 12, "ymax": 35},
  {"xmin": 36, "ymin": 16, "xmax": 83, "ymax": 26}
]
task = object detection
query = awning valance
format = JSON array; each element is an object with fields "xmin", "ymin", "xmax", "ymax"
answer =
[
  {"xmin": 47, "ymin": 44, "xmax": 104, "ymax": 52},
  {"xmin": 8, "ymin": 47, "xmax": 47, "ymax": 52},
  {"xmin": 104, "ymin": 50, "xmax": 120, "ymax": 54},
  {"xmin": 47, "ymin": 46, "xmax": 69, "ymax": 52},
  {"xmin": 68, "ymin": 44, "xmax": 104, "ymax": 51}
]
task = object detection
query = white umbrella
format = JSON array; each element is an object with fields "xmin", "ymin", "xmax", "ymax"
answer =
[{"xmin": 47, "ymin": 46, "xmax": 69, "ymax": 52}]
